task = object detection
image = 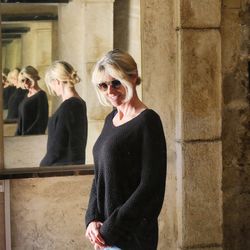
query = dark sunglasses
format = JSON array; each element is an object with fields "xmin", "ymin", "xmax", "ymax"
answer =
[
  {"xmin": 21, "ymin": 78, "xmax": 30, "ymax": 83},
  {"xmin": 97, "ymin": 79, "xmax": 122, "ymax": 91}
]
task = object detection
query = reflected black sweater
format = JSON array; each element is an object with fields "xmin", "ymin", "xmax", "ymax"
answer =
[
  {"xmin": 40, "ymin": 97, "xmax": 87, "ymax": 166},
  {"xmin": 3, "ymin": 86, "xmax": 15, "ymax": 109},
  {"xmin": 6, "ymin": 88, "xmax": 28, "ymax": 120},
  {"xmin": 15, "ymin": 90, "xmax": 49, "ymax": 136},
  {"xmin": 85, "ymin": 109, "xmax": 167, "ymax": 250}
]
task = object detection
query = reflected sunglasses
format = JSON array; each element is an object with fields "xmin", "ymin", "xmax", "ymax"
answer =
[
  {"xmin": 97, "ymin": 79, "xmax": 122, "ymax": 91},
  {"xmin": 21, "ymin": 78, "xmax": 30, "ymax": 83}
]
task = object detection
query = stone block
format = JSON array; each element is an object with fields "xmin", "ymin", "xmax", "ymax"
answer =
[
  {"xmin": 223, "ymin": 0, "xmax": 241, "ymax": 9},
  {"xmin": 177, "ymin": 0, "xmax": 221, "ymax": 28},
  {"xmin": 0, "ymin": 202, "xmax": 5, "ymax": 250},
  {"xmin": 177, "ymin": 29, "xmax": 221, "ymax": 141},
  {"xmin": 85, "ymin": 1, "xmax": 114, "ymax": 62},
  {"xmin": 221, "ymin": 9, "xmax": 241, "ymax": 75},
  {"xmin": 176, "ymin": 142, "xmax": 223, "ymax": 247},
  {"xmin": 10, "ymin": 176, "xmax": 94, "ymax": 250}
]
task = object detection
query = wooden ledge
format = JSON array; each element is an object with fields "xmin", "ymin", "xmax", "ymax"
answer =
[{"xmin": 0, "ymin": 164, "xmax": 94, "ymax": 180}]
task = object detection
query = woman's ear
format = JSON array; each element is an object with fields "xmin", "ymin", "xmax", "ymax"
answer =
[{"xmin": 130, "ymin": 74, "xmax": 138, "ymax": 86}]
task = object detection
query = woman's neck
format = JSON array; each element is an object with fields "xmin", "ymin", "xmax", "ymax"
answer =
[
  {"xmin": 28, "ymin": 86, "xmax": 41, "ymax": 97},
  {"xmin": 61, "ymin": 87, "xmax": 79, "ymax": 101},
  {"xmin": 115, "ymin": 93, "xmax": 147, "ymax": 122}
]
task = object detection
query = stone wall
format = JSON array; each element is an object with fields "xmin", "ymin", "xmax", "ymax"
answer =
[
  {"xmin": 10, "ymin": 176, "xmax": 93, "ymax": 250},
  {"xmin": 222, "ymin": 0, "xmax": 250, "ymax": 249}
]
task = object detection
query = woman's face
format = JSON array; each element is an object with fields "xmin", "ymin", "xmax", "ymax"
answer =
[
  {"xmin": 99, "ymin": 73, "xmax": 127, "ymax": 107},
  {"xmin": 22, "ymin": 78, "xmax": 32, "ymax": 90}
]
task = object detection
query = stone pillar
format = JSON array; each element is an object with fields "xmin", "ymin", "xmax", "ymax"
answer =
[
  {"xmin": 21, "ymin": 21, "xmax": 54, "ymax": 110},
  {"xmin": 141, "ymin": 1, "xmax": 177, "ymax": 249},
  {"xmin": 176, "ymin": 1, "xmax": 223, "ymax": 250},
  {"xmin": 58, "ymin": 0, "xmax": 114, "ymax": 163},
  {"xmin": 221, "ymin": 0, "xmax": 250, "ymax": 248},
  {"xmin": 3, "ymin": 39, "xmax": 21, "ymax": 70}
]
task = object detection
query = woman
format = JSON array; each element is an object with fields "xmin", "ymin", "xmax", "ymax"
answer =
[
  {"xmin": 85, "ymin": 49, "xmax": 167, "ymax": 250},
  {"xmin": 2, "ymin": 71, "xmax": 15, "ymax": 110},
  {"xmin": 6, "ymin": 68, "xmax": 28, "ymax": 121},
  {"xmin": 40, "ymin": 60, "xmax": 88, "ymax": 166},
  {"xmin": 15, "ymin": 65, "xmax": 49, "ymax": 136}
]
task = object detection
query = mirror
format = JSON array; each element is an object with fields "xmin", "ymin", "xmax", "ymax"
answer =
[
  {"xmin": 1, "ymin": 0, "xmax": 141, "ymax": 170},
  {"xmin": 1, "ymin": 3, "xmax": 91, "ymax": 168}
]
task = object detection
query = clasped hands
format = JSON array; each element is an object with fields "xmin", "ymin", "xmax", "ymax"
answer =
[{"xmin": 85, "ymin": 221, "xmax": 107, "ymax": 250}]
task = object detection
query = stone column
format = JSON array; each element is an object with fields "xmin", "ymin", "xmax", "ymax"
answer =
[
  {"xmin": 58, "ymin": 0, "xmax": 114, "ymax": 163},
  {"xmin": 141, "ymin": 1, "xmax": 178, "ymax": 249},
  {"xmin": 176, "ymin": 1, "xmax": 223, "ymax": 250},
  {"xmin": 221, "ymin": 0, "xmax": 250, "ymax": 248}
]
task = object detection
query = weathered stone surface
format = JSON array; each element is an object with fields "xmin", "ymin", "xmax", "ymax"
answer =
[
  {"xmin": 176, "ymin": 142, "xmax": 222, "ymax": 247},
  {"xmin": 223, "ymin": 0, "xmax": 241, "ymax": 8},
  {"xmin": 178, "ymin": 247, "xmax": 222, "ymax": 250},
  {"xmin": 0, "ymin": 191, "xmax": 5, "ymax": 250},
  {"xmin": 177, "ymin": 0, "xmax": 221, "ymax": 28},
  {"xmin": 4, "ymin": 135, "xmax": 47, "ymax": 168},
  {"xmin": 11, "ymin": 176, "xmax": 94, "ymax": 250},
  {"xmin": 85, "ymin": 120, "xmax": 104, "ymax": 164},
  {"xmin": 222, "ymin": 1, "xmax": 250, "ymax": 248},
  {"xmin": 221, "ymin": 9, "xmax": 241, "ymax": 75},
  {"xmin": 177, "ymin": 29, "xmax": 221, "ymax": 141},
  {"xmin": 141, "ymin": 1, "xmax": 177, "ymax": 249}
]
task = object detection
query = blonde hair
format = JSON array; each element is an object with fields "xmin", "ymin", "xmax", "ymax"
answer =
[
  {"xmin": 45, "ymin": 60, "xmax": 80, "ymax": 95},
  {"xmin": 7, "ymin": 68, "xmax": 20, "ymax": 86},
  {"xmin": 92, "ymin": 49, "xmax": 141, "ymax": 106},
  {"xmin": 19, "ymin": 65, "xmax": 40, "ymax": 88}
]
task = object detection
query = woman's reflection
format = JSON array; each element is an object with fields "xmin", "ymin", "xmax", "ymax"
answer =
[
  {"xmin": 15, "ymin": 66, "xmax": 49, "ymax": 136},
  {"xmin": 2, "ymin": 69, "xmax": 15, "ymax": 113},
  {"xmin": 40, "ymin": 61, "xmax": 88, "ymax": 166},
  {"xmin": 6, "ymin": 68, "xmax": 28, "ymax": 121}
]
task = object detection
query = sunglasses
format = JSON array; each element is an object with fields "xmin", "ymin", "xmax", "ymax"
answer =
[
  {"xmin": 97, "ymin": 79, "xmax": 122, "ymax": 91},
  {"xmin": 21, "ymin": 78, "xmax": 30, "ymax": 83}
]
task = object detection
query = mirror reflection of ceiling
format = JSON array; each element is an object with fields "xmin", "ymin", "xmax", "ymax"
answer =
[{"xmin": 2, "ymin": 3, "xmax": 58, "ymax": 46}]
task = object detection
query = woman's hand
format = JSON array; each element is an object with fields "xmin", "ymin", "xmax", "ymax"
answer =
[{"xmin": 85, "ymin": 221, "xmax": 106, "ymax": 248}]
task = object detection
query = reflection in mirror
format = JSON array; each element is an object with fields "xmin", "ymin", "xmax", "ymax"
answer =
[
  {"xmin": 1, "ymin": 4, "xmax": 65, "ymax": 169},
  {"xmin": 2, "ymin": 3, "xmax": 58, "ymax": 136}
]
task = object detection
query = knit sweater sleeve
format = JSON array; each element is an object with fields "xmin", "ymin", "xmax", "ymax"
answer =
[
  {"xmin": 85, "ymin": 177, "xmax": 103, "ymax": 227},
  {"xmin": 100, "ymin": 111, "xmax": 167, "ymax": 246}
]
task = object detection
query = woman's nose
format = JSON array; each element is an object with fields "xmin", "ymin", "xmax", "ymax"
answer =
[{"xmin": 107, "ymin": 85, "xmax": 115, "ymax": 94}]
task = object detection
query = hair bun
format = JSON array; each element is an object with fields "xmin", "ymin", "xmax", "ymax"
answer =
[{"xmin": 70, "ymin": 70, "xmax": 80, "ymax": 85}]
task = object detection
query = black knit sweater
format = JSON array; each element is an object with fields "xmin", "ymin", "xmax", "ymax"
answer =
[
  {"xmin": 85, "ymin": 109, "xmax": 166, "ymax": 250},
  {"xmin": 40, "ymin": 97, "xmax": 87, "ymax": 166},
  {"xmin": 6, "ymin": 88, "xmax": 28, "ymax": 120},
  {"xmin": 15, "ymin": 90, "xmax": 49, "ymax": 136},
  {"xmin": 3, "ymin": 85, "xmax": 15, "ymax": 109}
]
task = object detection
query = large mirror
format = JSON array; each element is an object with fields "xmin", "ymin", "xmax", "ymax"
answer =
[{"xmin": 1, "ymin": 1, "xmax": 141, "ymax": 170}]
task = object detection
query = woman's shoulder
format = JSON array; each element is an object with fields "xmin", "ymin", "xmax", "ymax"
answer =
[
  {"xmin": 37, "ymin": 89, "xmax": 47, "ymax": 97},
  {"xmin": 64, "ymin": 96, "xmax": 85, "ymax": 105},
  {"xmin": 60, "ymin": 97, "xmax": 86, "ymax": 113},
  {"xmin": 139, "ymin": 109, "xmax": 162, "ymax": 122},
  {"xmin": 105, "ymin": 109, "xmax": 117, "ymax": 121}
]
